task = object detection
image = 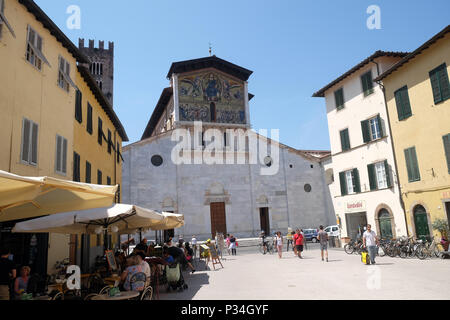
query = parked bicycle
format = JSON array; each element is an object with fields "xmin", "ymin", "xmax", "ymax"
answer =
[{"xmin": 258, "ymin": 237, "xmax": 274, "ymax": 255}]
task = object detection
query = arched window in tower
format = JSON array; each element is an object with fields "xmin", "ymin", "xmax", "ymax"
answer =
[
  {"xmin": 210, "ymin": 102, "xmax": 216, "ymax": 122},
  {"xmin": 100, "ymin": 63, "xmax": 103, "ymax": 76}
]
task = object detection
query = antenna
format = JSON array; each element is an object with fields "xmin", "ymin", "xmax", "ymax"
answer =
[{"xmin": 209, "ymin": 42, "xmax": 212, "ymax": 56}]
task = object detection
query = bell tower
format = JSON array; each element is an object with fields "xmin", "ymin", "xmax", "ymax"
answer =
[{"xmin": 78, "ymin": 39, "xmax": 114, "ymax": 106}]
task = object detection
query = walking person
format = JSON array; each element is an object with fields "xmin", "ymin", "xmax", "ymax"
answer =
[
  {"xmin": 363, "ymin": 224, "xmax": 379, "ymax": 265},
  {"xmin": 275, "ymin": 232, "xmax": 283, "ymax": 259},
  {"xmin": 286, "ymin": 228, "xmax": 293, "ymax": 252},
  {"xmin": 0, "ymin": 248, "xmax": 16, "ymax": 300},
  {"xmin": 300, "ymin": 229, "xmax": 307, "ymax": 251},
  {"xmin": 225, "ymin": 234, "xmax": 231, "ymax": 255},
  {"xmin": 293, "ymin": 229, "xmax": 304, "ymax": 259},
  {"xmin": 229, "ymin": 235, "xmax": 237, "ymax": 256},
  {"xmin": 191, "ymin": 235, "xmax": 197, "ymax": 260},
  {"xmin": 317, "ymin": 225, "xmax": 329, "ymax": 262}
]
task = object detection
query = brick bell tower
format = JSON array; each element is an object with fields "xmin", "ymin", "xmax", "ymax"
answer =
[{"xmin": 78, "ymin": 39, "xmax": 114, "ymax": 106}]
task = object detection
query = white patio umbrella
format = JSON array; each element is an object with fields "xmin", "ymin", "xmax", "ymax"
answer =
[
  {"xmin": 150, "ymin": 212, "xmax": 184, "ymax": 231},
  {"xmin": 12, "ymin": 204, "xmax": 165, "ymax": 251},
  {"xmin": 0, "ymin": 170, "xmax": 117, "ymax": 222}
]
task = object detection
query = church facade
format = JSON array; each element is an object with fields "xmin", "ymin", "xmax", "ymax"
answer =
[{"xmin": 122, "ymin": 56, "xmax": 335, "ymax": 240}]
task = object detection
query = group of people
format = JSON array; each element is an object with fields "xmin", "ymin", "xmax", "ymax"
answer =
[
  {"xmin": 0, "ymin": 247, "xmax": 33, "ymax": 300},
  {"xmin": 260, "ymin": 226, "xmax": 331, "ymax": 261}
]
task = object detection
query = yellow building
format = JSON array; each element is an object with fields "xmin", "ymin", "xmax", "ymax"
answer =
[
  {"xmin": 0, "ymin": 0, "xmax": 128, "ymax": 273},
  {"xmin": 375, "ymin": 25, "xmax": 450, "ymax": 241}
]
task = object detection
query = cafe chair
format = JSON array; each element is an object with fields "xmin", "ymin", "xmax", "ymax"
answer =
[
  {"xmin": 84, "ymin": 293, "xmax": 100, "ymax": 301},
  {"xmin": 129, "ymin": 272, "xmax": 153, "ymax": 300}
]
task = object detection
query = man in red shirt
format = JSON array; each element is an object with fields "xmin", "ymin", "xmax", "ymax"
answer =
[{"xmin": 293, "ymin": 229, "xmax": 304, "ymax": 259}]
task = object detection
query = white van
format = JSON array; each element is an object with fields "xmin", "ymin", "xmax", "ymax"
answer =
[{"xmin": 324, "ymin": 225, "xmax": 340, "ymax": 237}]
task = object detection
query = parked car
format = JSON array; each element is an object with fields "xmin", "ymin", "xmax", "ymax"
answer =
[
  {"xmin": 324, "ymin": 225, "xmax": 340, "ymax": 237},
  {"xmin": 303, "ymin": 229, "xmax": 319, "ymax": 243}
]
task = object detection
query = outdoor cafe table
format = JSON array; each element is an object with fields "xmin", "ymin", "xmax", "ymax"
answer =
[{"xmin": 91, "ymin": 291, "xmax": 140, "ymax": 301}]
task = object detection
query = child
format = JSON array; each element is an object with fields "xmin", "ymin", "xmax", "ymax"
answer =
[{"xmin": 276, "ymin": 231, "xmax": 283, "ymax": 259}]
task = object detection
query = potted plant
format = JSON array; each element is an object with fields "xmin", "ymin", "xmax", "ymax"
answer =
[{"xmin": 432, "ymin": 219, "xmax": 449, "ymax": 251}]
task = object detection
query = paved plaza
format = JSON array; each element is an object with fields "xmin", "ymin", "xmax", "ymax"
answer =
[{"xmin": 159, "ymin": 244, "xmax": 450, "ymax": 300}]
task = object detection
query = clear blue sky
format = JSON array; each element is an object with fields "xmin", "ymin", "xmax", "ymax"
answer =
[{"xmin": 36, "ymin": 0, "xmax": 449, "ymax": 150}]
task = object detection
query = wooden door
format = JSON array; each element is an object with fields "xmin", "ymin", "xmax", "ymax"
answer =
[
  {"xmin": 259, "ymin": 208, "xmax": 270, "ymax": 235},
  {"xmin": 210, "ymin": 202, "xmax": 227, "ymax": 238},
  {"xmin": 414, "ymin": 205, "xmax": 430, "ymax": 241}
]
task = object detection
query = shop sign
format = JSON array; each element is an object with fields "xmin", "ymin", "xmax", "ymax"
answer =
[{"xmin": 345, "ymin": 200, "xmax": 366, "ymax": 213}]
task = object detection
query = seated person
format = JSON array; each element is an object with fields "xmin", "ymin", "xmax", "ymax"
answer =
[
  {"xmin": 120, "ymin": 254, "xmax": 146, "ymax": 292},
  {"xmin": 14, "ymin": 266, "xmax": 31, "ymax": 299},
  {"xmin": 163, "ymin": 246, "xmax": 175, "ymax": 264},
  {"xmin": 167, "ymin": 245, "xmax": 196, "ymax": 274},
  {"xmin": 135, "ymin": 252, "xmax": 151, "ymax": 287}
]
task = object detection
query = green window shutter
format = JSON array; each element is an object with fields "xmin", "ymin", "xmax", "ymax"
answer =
[
  {"xmin": 394, "ymin": 86, "xmax": 412, "ymax": 121},
  {"xmin": 367, "ymin": 164, "xmax": 377, "ymax": 191},
  {"xmin": 352, "ymin": 169, "xmax": 361, "ymax": 193},
  {"xmin": 85, "ymin": 161, "xmax": 91, "ymax": 183},
  {"xmin": 361, "ymin": 71, "xmax": 374, "ymax": 96},
  {"xmin": 404, "ymin": 147, "xmax": 420, "ymax": 182},
  {"xmin": 438, "ymin": 64, "xmax": 450, "ymax": 101},
  {"xmin": 339, "ymin": 172, "xmax": 347, "ymax": 196},
  {"xmin": 361, "ymin": 120, "xmax": 371, "ymax": 143},
  {"xmin": 98, "ymin": 118, "xmax": 103, "ymax": 146},
  {"xmin": 340, "ymin": 129, "xmax": 350, "ymax": 151},
  {"xmin": 384, "ymin": 160, "xmax": 392, "ymax": 188},
  {"xmin": 429, "ymin": 64, "xmax": 450, "ymax": 104},
  {"xmin": 376, "ymin": 114, "xmax": 384, "ymax": 137},
  {"xmin": 334, "ymin": 88, "xmax": 344, "ymax": 110},
  {"xmin": 87, "ymin": 103, "xmax": 93, "ymax": 134},
  {"xmin": 73, "ymin": 152, "xmax": 80, "ymax": 182},
  {"xmin": 97, "ymin": 170, "xmax": 102, "ymax": 185},
  {"xmin": 443, "ymin": 134, "xmax": 450, "ymax": 174},
  {"xmin": 75, "ymin": 90, "xmax": 82, "ymax": 123}
]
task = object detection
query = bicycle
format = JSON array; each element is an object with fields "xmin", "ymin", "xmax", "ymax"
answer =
[
  {"xmin": 258, "ymin": 239, "xmax": 274, "ymax": 255},
  {"xmin": 417, "ymin": 239, "xmax": 442, "ymax": 260}
]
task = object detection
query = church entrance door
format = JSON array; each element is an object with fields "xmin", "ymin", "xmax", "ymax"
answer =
[
  {"xmin": 210, "ymin": 202, "xmax": 227, "ymax": 238},
  {"xmin": 259, "ymin": 208, "xmax": 270, "ymax": 235}
]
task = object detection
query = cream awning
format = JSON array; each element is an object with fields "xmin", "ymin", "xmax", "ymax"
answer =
[{"xmin": 0, "ymin": 170, "xmax": 117, "ymax": 222}]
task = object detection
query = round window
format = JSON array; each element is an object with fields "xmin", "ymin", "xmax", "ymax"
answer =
[
  {"xmin": 304, "ymin": 184, "xmax": 312, "ymax": 193},
  {"xmin": 151, "ymin": 155, "xmax": 163, "ymax": 167},
  {"xmin": 264, "ymin": 156, "xmax": 272, "ymax": 167}
]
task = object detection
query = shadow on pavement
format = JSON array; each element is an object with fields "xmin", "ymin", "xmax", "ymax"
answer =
[{"xmin": 158, "ymin": 270, "xmax": 210, "ymax": 300}]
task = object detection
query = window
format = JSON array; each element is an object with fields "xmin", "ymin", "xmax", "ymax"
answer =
[
  {"xmin": 210, "ymin": 103, "xmax": 216, "ymax": 122},
  {"xmin": 404, "ymin": 147, "xmax": 421, "ymax": 182},
  {"xmin": 151, "ymin": 155, "xmax": 163, "ymax": 167},
  {"xmin": 339, "ymin": 169, "xmax": 360, "ymax": 196},
  {"xmin": 429, "ymin": 63, "xmax": 450, "ymax": 104},
  {"xmin": 87, "ymin": 103, "xmax": 93, "ymax": 134},
  {"xmin": 58, "ymin": 56, "xmax": 75, "ymax": 92},
  {"xmin": 368, "ymin": 160, "xmax": 391, "ymax": 190},
  {"xmin": 443, "ymin": 134, "xmax": 450, "ymax": 174},
  {"xmin": 73, "ymin": 152, "xmax": 80, "ymax": 182},
  {"xmin": 107, "ymin": 130, "xmax": 112, "ymax": 154},
  {"xmin": 394, "ymin": 86, "xmax": 412, "ymax": 121},
  {"xmin": 340, "ymin": 128, "xmax": 351, "ymax": 151},
  {"xmin": 361, "ymin": 115, "xmax": 383, "ymax": 143},
  {"xmin": 116, "ymin": 142, "xmax": 121, "ymax": 163},
  {"xmin": 98, "ymin": 118, "xmax": 103, "ymax": 145},
  {"xmin": 107, "ymin": 176, "xmax": 111, "ymax": 186},
  {"xmin": 85, "ymin": 161, "xmax": 91, "ymax": 183},
  {"xmin": 21, "ymin": 118, "xmax": 38, "ymax": 166},
  {"xmin": 0, "ymin": 0, "xmax": 15, "ymax": 39},
  {"xmin": 75, "ymin": 90, "xmax": 82, "ymax": 123},
  {"xmin": 334, "ymin": 88, "xmax": 345, "ymax": 110},
  {"xmin": 26, "ymin": 26, "xmax": 49, "ymax": 70},
  {"xmin": 97, "ymin": 170, "xmax": 102, "ymax": 185},
  {"xmin": 55, "ymin": 135, "xmax": 67, "ymax": 175},
  {"xmin": 361, "ymin": 71, "xmax": 374, "ymax": 96}
]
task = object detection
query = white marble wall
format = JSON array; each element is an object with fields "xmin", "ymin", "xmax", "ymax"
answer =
[{"xmin": 122, "ymin": 133, "xmax": 335, "ymax": 240}]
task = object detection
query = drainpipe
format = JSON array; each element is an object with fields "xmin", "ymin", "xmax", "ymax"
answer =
[{"xmin": 372, "ymin": 59, "xmax": 409, "ymax": 237}]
